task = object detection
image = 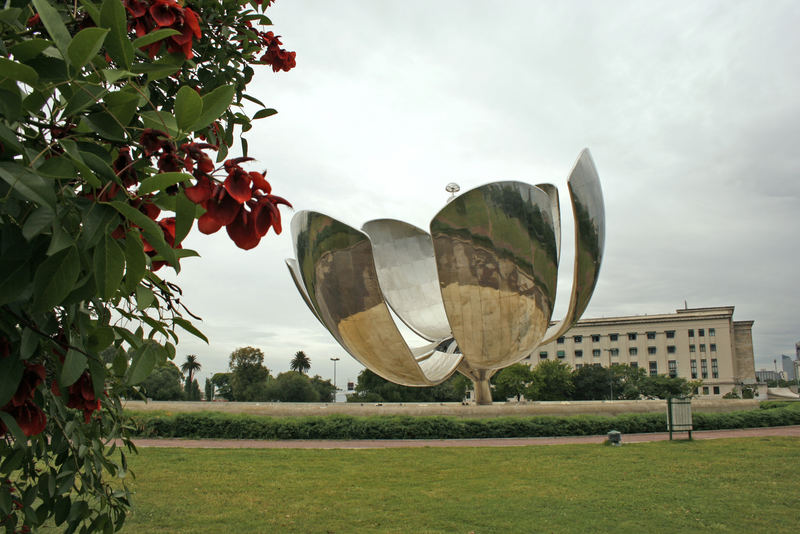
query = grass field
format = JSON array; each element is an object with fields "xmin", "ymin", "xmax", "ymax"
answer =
[{"xmin": 119, "ymin": 437, "xmax": 798, "ymax": 533}]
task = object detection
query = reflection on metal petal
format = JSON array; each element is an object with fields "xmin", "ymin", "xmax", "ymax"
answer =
[
  {"xmin": 536, "ymin": 183, "xmax": 561, "ymax": 264},
  {"xmin": 541, "ymin": 148, "xmax": 605, "ymax": 344},
  {"xmin": 361, "ymin": 219, "xmax": 451, "ymax": 342},
  {"xmin": 430, "ymin": 181, "xmax": 559, "ymax": 370},
  {"xmin": 290, "ymin": 211, "xmax": 462, "ymax": 386}
]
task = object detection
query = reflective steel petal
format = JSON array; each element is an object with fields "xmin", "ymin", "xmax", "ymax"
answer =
[
  {"xmin": 290, "ymin": 211, "xmax": 461, "ymax": 386},
  {"xmin": 430, "ymin": 181, "xmax": 559, "ymax": 371},
  {"xmin": 541, "ymin": 148, "xmax": 605, "ymax": 344},
  {"xmin": 361, "ymin": 219, "xmax": 451, "ymax": 342}
]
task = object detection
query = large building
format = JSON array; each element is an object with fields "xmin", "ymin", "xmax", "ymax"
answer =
[{"xmin": 525, "ymin": 306, "xmax": 756, "ymax": 397}]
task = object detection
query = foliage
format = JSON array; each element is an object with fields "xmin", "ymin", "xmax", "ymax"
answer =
[
  {"xmin": 309, "ymin": 374, "xmax": 335, "ymax": 402},
  {"xmin": 128, "ymin": 402, "xmax": 800, "ymax": 440},
  {"xmin": 571, "ymin": 365, "xmax": 620, "ymax": 401},
  {"xmin": 289, "ymin": 350, "xmax": 310, "ymax": 375},
  {"xmin": 740, "ymin": 384, "xmax": 757, "ymax": 399},
  {"xmin": 228, "ymin": 346, "xmax": 270, "ymax": 401},
  {"xmin": 203, "ymin": 377, "xmax": 213, "ymax": 401},
  {"xmin": 184, "ymin": 377, "xmax": 200, "ymax": 401},
  {"xmin": 526, "ymin": 360, "xmax": 574, "ymax": 400},
  {"xmin": 209, "ymin": 372, "xmax": 232, "ymax": 400},
  {"xmin": 0, "ymin": 0, "xmax": 294, "ymax": 529},
  {"xmin": 638, "ymin": 374, "xmax": 694, "ymax": 399},
  {"xmin": 347, "ymin": 369, "xmax": 465, "ymax": 403},
  {"xmin": 179, "ymin": 354, "xmax": 201, "ymax": 384},
  {"xmin": 266, "ymin": 371, "xmax": 318, "ymax": 402},
  {"xmin": 138, "ymin": 361, "xmax": 184, "ymax": 400},
  {"xmin": 492, "ymin": 363, "xmax": 534, "ymax": 401}
]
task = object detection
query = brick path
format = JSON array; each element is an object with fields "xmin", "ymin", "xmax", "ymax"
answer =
[{"xmin": 129, "ymin": 425, "xmax": 800, "ymax": 449}]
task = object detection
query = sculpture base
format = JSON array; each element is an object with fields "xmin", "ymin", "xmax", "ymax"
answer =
[{"xmin": 472, "ymin": 376, "xmax": 493, "ymax": 405}]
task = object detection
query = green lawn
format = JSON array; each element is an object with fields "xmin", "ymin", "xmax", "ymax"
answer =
[{"xmin": 120, "ymin": 437, "xmax": 798, "ymax": 533}]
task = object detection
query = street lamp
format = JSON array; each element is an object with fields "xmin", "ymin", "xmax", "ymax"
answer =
[{"xmin": 330, "ymin": 357, "xmax": 340, "ymax": 402}]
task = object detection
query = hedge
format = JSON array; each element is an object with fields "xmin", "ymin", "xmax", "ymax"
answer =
[{"xmin": 127, "ymin": 402, "xmax": 800, "ymax": 440}]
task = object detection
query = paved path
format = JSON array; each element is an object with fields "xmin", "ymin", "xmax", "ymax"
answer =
[{"xmin": 129, "ymin": 425, "xmax": 800, "ymax": 449}]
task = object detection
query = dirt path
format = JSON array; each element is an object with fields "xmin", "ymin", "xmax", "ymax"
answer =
[{"xmin": 129, "ymin": 425, "xmax": 800, "ymax": 449}]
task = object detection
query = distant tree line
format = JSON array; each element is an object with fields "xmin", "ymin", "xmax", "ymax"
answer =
[{"xmin": 347, "ymin": 361, "xmax": 702, "ymax": 403}]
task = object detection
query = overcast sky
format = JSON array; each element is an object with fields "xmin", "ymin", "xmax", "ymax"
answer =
[{"xmin": 169, "ymin": 0, "xmax": 799, "ymax": 386}]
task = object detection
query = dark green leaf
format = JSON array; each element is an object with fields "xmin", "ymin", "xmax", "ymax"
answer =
[
  {"xmin": 101, "ymin": 69, "xmax": 134, "ymax": 83},
  {"xmin": 0, "ymin": 123, "xmax": 24, "ymax": 156},
  {"xmin": 253, "ymin": 108, "xmax": 277, "ymax": 120},
  {"xmin": 0, "ymin": 88, "xmax": 22, "ymax": 121},
  {"xmin": 31, "ymin": 245, "xmax": 80, "ymax": 312},
  {"xmin": 0, "ymin": 161, "xmax": 57, "ymax": 209},
  {"xmin": 80, "ymin": 150, "xmax": 119, "ymax": 185},
  {"xmin": 31, "ymin": 0, "xmax": 71, "ymax": 57},
  {"xmin": 126, "ymin": 341, "xmax": 161, "ymax": 385},
  {"xmin": 134, "ymin": 284, "xmax": 154, "ymax": 310},
  {"xmin": 241, "ymin": 93, "xmax": 266, "ymax": 107},
  {"xmin": 139, "ymin": 110, "xmax": 178, "ymax": 138},
  {"xmin": 131, "ymin": 28, "xmax": 180, "ymax": 49},
  {"xmin": 137, "ymin": 171, "xmax": 192, "ymax": 195},
  {"xmin": 0, "ymin": 8, "xmax": 22, "ymax": 26},
  {"xmin": 46, "ymin": 220, "xmax": 74, "ymax": 256},
  {"xmin": 61, "ymin": 349, "xmax": 87, "ymax": 386},
  {"xmin": 123, "ymin": 231, "xmax": 146, "ymax": 293},
  {"xmin": 93, "ymin": 234, "xmax": 125, "ymax": 299},
  {"xmin": 11, "ymin": 39, "xmax": 53, "ymax": 61},
  {"xmin": 175, "ymin": 85, "xmax": 202, "ymax": 131},
  {"xmin": 0, "ymin": 227, "xmax": 31, "ymax": 305},
  {"xmin": 104, "ymin": 88, "xmax": 139, "ymax": 126},
  {"xmin": 0, "ymin": 357, "xmax": 24, "ymax": 407},
  {"xmin": 82, "ymin": 111, "xmax": 126, "ymax": 142},
  {"xmin": 173, "ymin": 191, "xmax": 194, "ymax": 246},
  {"xmin": 79, "ymin": 202, "xmax": 119, "ymax": 249},
  {"xmin": 63, "ymin": 82, "xmax": 107, "ymax": 117},
  {"xmin": 0, "ymin": 412, "xmax": 25, "ymax": 444},
  {"xmin": 20, "ymin": 328, "xmax": 38, "ymax": 360},
  {"xmin": 112, "ymin": 347, "xmax": 128, "ymax": 376},
  {"xmin": 173, "ymin": 317, "xmax": 208, "ymax": 343},
  {"xmin": 100, "ymin": 0, "xmax": 133, "ymax": 69},
  {"xmin": 192, "ymin": 85, "xmax": 235, "ymax": 131},
  {"xmin": 22, "ymin": 205, "xmax": 54, "ymax": 240},
  {"xmin": 67, "ymin": 27, "xmax": 108, "ymax": 69},
  {"xmin": 59, "ymin": 140, "xmax": 102, "ymax": 188},
  {"xmin": 88, "ymin": 356, "xmax": 105, "ymax": 397},
  {"xmin": 79, "ymin": 0, "xmax": 102, "ymax": 25},
  {"xmin": 87, "ymin": 327, "xmax": 114, "ymax": 353},
  {"xmin": 37, "ymin": 155, "xmax": 75, "ymax": 179},
  {"xmin": 107, "ymin": 201, "xmax": 178, "ymax": 269},
  {"xmin": 0, "ymin": 58, "xmax": 39, "ymax": 85}
]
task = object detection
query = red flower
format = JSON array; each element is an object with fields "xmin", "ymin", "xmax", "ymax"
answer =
[
  {"xmin": 10, "ymin": 363, "xmax": 46, "ymax": 408},
  {"xmin": 250, "ymin": 171, "xmax": 271, "ymax": 193},
  {"xmin": 113, "ymin": 146, "xmax": 138, "ymax": 187},
  {"xmin": 140, "ymin": 129, "xmax": 171, "ymax": 156},
  {"xmin": 64, "ymin": 373, "xmax": 101, "ymax": 424},
  {"xmin": 148, "ymin": 0, "xmax": 181, "ymax": 27},
  {"xmin": 26, "ymin": 13, "xmax": 40, "ymax": 27},
  {"xmin": 226, "ymin": 209, "xmax": 261, "ymax": 250},
  {"xmin": 10, "ymin": 401, "xmax": 47, "ymax": 437},
  {"xmin": 203, "ymin": 187, "xmax": 241, "ymax": 227},
  {"xmin": 181, "ymin": 142, "xmax": 216, "ymax": 174},
  {"xmin": 224, "ymin": 167, "xmax": 253, "ymax": 203},
  {"xmin": 185, "ymin": 174, "xmax": 214, "ymax": 204},
  {"xmin": 124, "ymin": 0, "xmax": 148, "ymax": 18}
]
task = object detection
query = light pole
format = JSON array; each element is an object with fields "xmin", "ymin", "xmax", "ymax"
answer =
[{"xmin": 330, "ymin": 357, "xmax": 340, "ymax": 402}]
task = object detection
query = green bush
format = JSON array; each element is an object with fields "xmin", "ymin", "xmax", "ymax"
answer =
[{"xmin": 128, "ymin": 402, "xmax": 800, "ymax": 441}]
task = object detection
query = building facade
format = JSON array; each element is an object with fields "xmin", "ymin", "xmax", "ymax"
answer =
[{"xmin": 525, "ymin": 306, "xmax": 756, "ymax": 397}]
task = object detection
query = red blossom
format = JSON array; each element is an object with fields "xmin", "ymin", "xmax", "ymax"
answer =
[
  {"xmin": 203, "ymin": 187, "xmax": 241, "ymax": 227},
  {"xmin": 140, "ymin": 129, "xmax": 171, "ymax": 156},
  {"xmin": 26, "ymin": 13, "xmax": 40, "ymax": 27},
  {"xmin": 223, "ymin": 167, "xmax": 253, "ymax": 203},
  {"xmin": 10, "ymin": 363, "xmax": 46, "ymax": 408},
  {"xmin": 226, "ymin": 209, "xmax": 261, "ymax": 250},
  {"xmin": 185, "ymin": 174, "xmax": 214, "ymax": 204},
  {"xmin": 63, "ymin": 373, "xmax": 101, "ymax": 424},
  {"xmin": 113, "ymin": 146, "xmax": 138, "ymax": 187},
  {"xmin": 10, "ymin": 401, "xmax": 47, "ymax": 437},
  {"xmin": 250, "ymin": 171, "xmax": 271, "ymax": 193}
]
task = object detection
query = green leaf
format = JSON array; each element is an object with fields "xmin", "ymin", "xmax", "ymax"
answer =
[
  {"xmin": 31, "ymin": 245, "xmax": 80, "ymax": 313},
  {"xmin": 79, "ymin": 0, "xmax": 102, "ymax": 25},
  {"xmin": 87, "ymin": 327, "xmax": 114, "ymax": 353},
  {"xmin": 0, "ymin": 357, "xmax": 24, "ymax": 407},
  {"xmin": 101, "ymin": 69, "xmax": 134, "ymax": 83},
  {"xmin": 79, "ymin": 202, "xmax": 119, "ymax": 249},
  {"xmin": 99, "ymin": 0, "xmax": 133, "ymax": 69},
  {"xmin": 253, "ymin": 108, "xmax": 278, "ymax": 120},
  {"xmin": 67, "ymin": 27, "xmax": 109, "ymax": 69},
  {"xmin": 0, "ymin": 162, "xmax": 56, "ymax": 209},
  {"xmin": 191, "ymin": 85, "xmax": 235, "ymax": 131},
  {"xmin": 82, "ymin": 111, "xmax": 126, "ymax": 142},
  {"xmin": 172, "ymin": 317, "xmax": 208, "ymax": 343},
  {"xmin": 59, "ymin": 139, "xmax": 102, "ymax": 188},
  {"xmin": 137, "ymin": 172, "xmax": 192, "ymax": 195},
  {"xmin": 46, "ymin": 221, "xmax": 74, "ymax": 256},
  {"xmin": 37, "ymin": 155, "xmax": 75, "ymax": 179},
  {"xmin": 0, "ymin": 227, "xmax": 31, "ymax": 306},
  {"xmin": 134, "ymin": 284, "xmax": 154, "ymax": 310},
  {"xmin": 139, "ymin": 110, "xmax": 178, "ymax": 139},
  {"xmin": 93, "ymin": 234, "xmax": 125, "ymax": 299},
  {"xmin": 132, "ymin": 28, "xmax": 180, "ymax": 49},
  {"xmin": 62, "ymin": 82, "xmax": 107, "ymax": 117},
  {"xmin": 31, "ymin": 0, "xmax": 72, "ymax": 57},
  {"xmin": 175, "ymin": 86, "xmax": 202, "ymax": 132},
  {"xmin": 61, "ymin": 349, "xmax": 87, "ymax": 386},
  {"xmin": 0, "ymin": 412, "xmax": 26, "ymax": 444},
  {"xmin": 11, "ymin": 39, "xmax": 54, "ymax": 62},
  {"xmin": 22, "ymin": 205, "xmax": 54, "ymax": 241},
  {"xmin": 87, "ymin": 356, "xmax": 105, "ymax": 397},
  {"xmin": 20, "ymin": 328, "xmax": 38, "ymax": 360},
  {"xmin": 112, "ymin": 347, "xmax": 128, "ymax": 376},
  {"xmin": 173, "ymin": 192, "xmax": 195, "ymax": 246},
  {"xmin": 107, "ymin": 201, "xmax": 178, "ymax": 270},
  {"xmin": 126, "ymin": 341, "xmax": 161, "ymax": 385},
  {"xmin": 104, "ymin": 88, "xmax": 139, "ymax": 126},
  {"xmin": 0, "ymin": 58, "xmax": 39, "ymax": 85},
  {"xmin": 123, "ymin": 231, "xmax": 146, "ymax": 293}
]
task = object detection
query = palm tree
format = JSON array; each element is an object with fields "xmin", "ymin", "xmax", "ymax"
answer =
[
  {"xmin": 181, "ymin": 354, "xmax": 202, "ymax": 384},
  {"xmin": 290, "ymin": 351, "xmax": 311, "ymax": 375}
]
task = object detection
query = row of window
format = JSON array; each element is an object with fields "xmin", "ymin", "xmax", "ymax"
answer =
[
  {"xmin": 556, "ymin": 328, "xmax": 717, "ymax": 344},
  {"xmin": 541, "ymin": 345, "xmax": 690, "ymax": 358},
  {"xmin": 690, "ymin": 359, "xmax": 719, "ymax": 379},
  {"xmin": 689, "ymin": 344, "xmax": 717, "ymax": 353},
  {"xmin": 537, "ymin": 357, "xmax": 722, "ymax": 382}
]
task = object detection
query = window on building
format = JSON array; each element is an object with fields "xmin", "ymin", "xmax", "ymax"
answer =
[
  {"xmin": 647, "ymin": 346, "xmax": 657, "ymax": 355},
  {"xmin": 539, "ymin": 351, "xmax": 548, "ymax": 359},
  {"xmin": 628, "ymin": 333, "xmax": 637, "ymax": 340},
  {"xmin": 557, "ymin": 350, "xmax": 565, "ymax": 359},
  {"xmin": 609, "ymin": 333, "xmax": 619, "ymax": 341},
  {"xmin": 666, "ymin": 330, "xmax": 675, "ymax": 339},
  {"xmin": 575, "ymin": 350, "xmax": 583, "ymax": 358},
  {"xmin": 711, "ymin": 358, "xmax": 718, "ymax": 379},
  {"xmin": 699, "ymin": 344, "xmax": 706, "ymax": 353},
  {"xmin": 699, "ymin": 328, "xmax": 705, "ymax": 337},
  {"xmin": 701, "ymin": 359, "xmax": 708, "ymax": 379},
  {"xmin": 690, "ymin": 359, "xmax": 697, "ymax": 379},
  {"xmin": 710, "ymin": 343, "xmax": 717, "ymax": 352},
  {"xmin": 557, "ymin": 337, "xmax": 565, "ymax": 344},
  {"xmin": 593, "ymin": 363, "xmax": 602, "ymax": 368},
  {"xmin": 689, "ymin": 344, "xmax": 696, "ymax": 352},
  {"xmin": 647, "ymin": 331, "xmax": 656, "ymax": 340},
  {"xmin": 713, "ymin": 386, "xmax": 720, "ymax": 395},
  {"xmin": 688, "ymin": 329, "xmax": 695, "ymax": 337},
  {"xmin": 592, "ymin": 349, "xmax": 601, "ymax": 357},
  {"xmin": 668, "ymin": 360, "xmax": 677, "ymax": 378},
  {"xmin": 667, "ymin": 345, "xmax": 676, "ymax": 354},
  {"xmin": 709, "ymin": 328, "xmax": 715, "ymax": 337},
  {"xmin": 609, "ymin": 348, "xmax": 619, "ymax": 357},
  {"xmin": 575, "ymin": 363, "xmax": 583, "ymax": 369},
  {"xmin": 702, "ymin": 386, "xmax": 709, "ymax": 395},
  {"xmin": 630, "ymin": 362, "xmax": 638, "ymax": 369},
  {"xmin": 629, "ymin": 347, "xmax": 638, "ymax": 356},
  {"xmin": 573, "ymin": 335, "xmax": 582, "ymax": 343},
  {"xmin": 649, "ymin": 361, "xmax": 658, "ymax": 376},
  {"xmin": 591, "ymin": 334, "xmax": 600, "ymax": 342}
]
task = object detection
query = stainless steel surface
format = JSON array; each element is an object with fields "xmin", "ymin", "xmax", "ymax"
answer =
[
  {"xmin": 361, "ymin": 219, "xmax": 452, "ymax": 342},
  {"xmin": 540, "ymin": 149, "xmax": 605, "ymax": 344},
  {"xmin": 430, "ymin": 181, "xmax": 559, "ymax": 371},
  {"xmin": 290, "ymin": 211, "xmax": 462, "ymax": 386},
  {"xmin": 286, "ymin": 149, "xmax": 605, "ymax": 403}
]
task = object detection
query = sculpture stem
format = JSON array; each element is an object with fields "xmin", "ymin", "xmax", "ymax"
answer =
[{"xmin": 472, "ymin": 376, "xmax": 493, "ymax": 405}]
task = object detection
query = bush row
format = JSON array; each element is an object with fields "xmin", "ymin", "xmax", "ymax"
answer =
[{"xmin": 128, "ymin": 402, "xmax": 800, "ymax": 440}]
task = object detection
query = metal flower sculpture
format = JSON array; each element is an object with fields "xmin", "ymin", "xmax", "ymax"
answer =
[{"xmin": 287, "ymin": 149, "xmax": 604, "ymax": 404}]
